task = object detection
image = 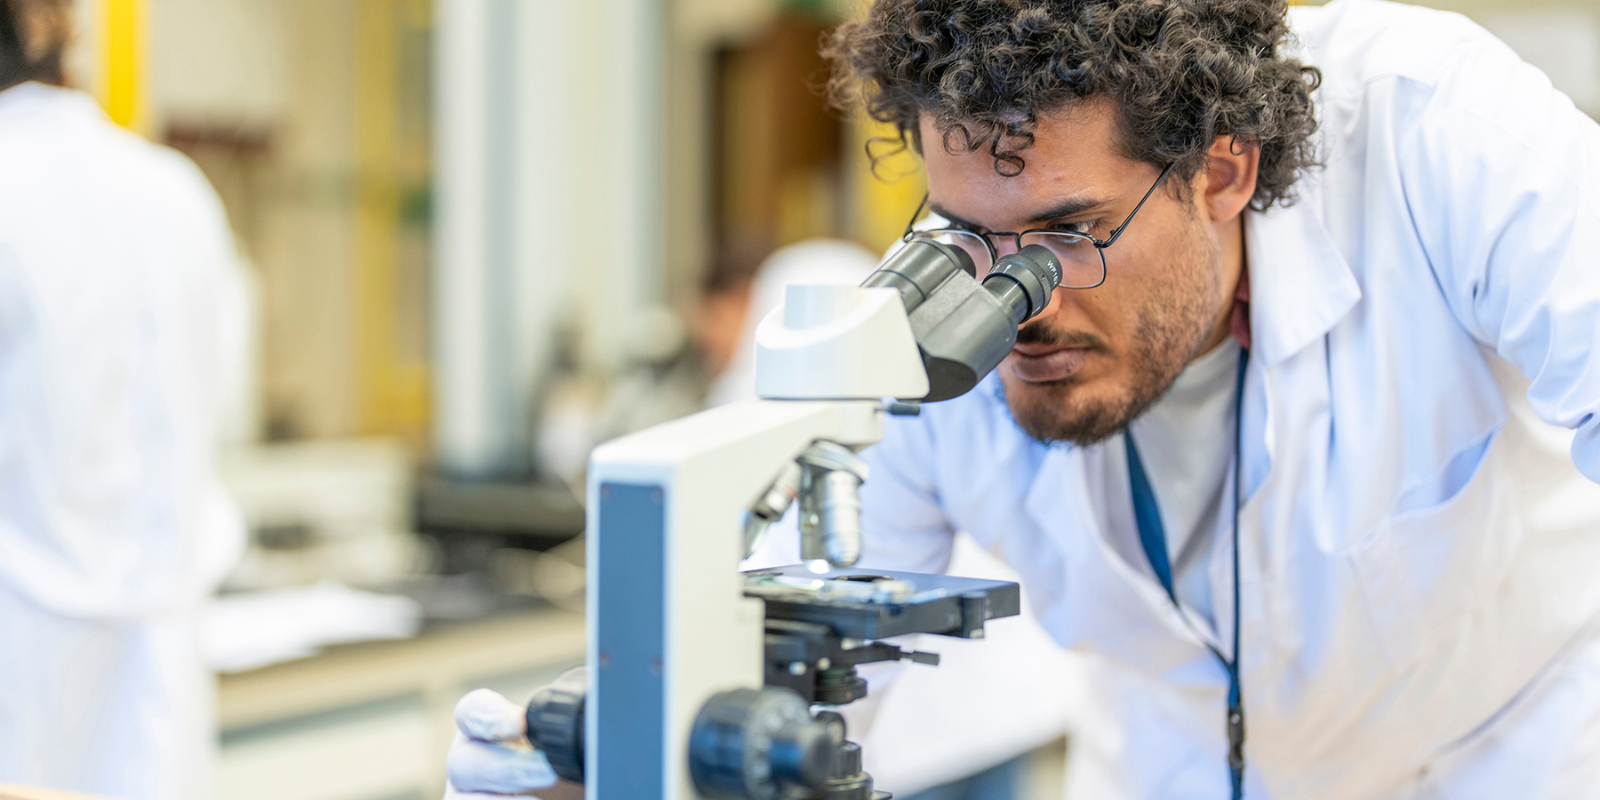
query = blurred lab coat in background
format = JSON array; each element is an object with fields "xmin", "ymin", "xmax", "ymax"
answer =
[
  {"xmin": 705, "ymin": 238, "xmax": 882, "ymax": 407},
  {"xmin": 0, "ymin": 82, "xmax": 246, "ymax": 800},
  {"xmin": 728, "ymin": 239, "xmax": 1082, "ymax": 798}
]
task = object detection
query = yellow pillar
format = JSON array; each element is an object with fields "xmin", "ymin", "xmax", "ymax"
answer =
[
  {"xmin": 99, "ymin": 0, "xmax": 144, "ymax": 131},
  {"xmin": 353, "ymin": 0, "xmax": 432, "ymax": 448},
  {"xmin": 848, "ymin": 116, "xmax": 926, "ymax": 254}
]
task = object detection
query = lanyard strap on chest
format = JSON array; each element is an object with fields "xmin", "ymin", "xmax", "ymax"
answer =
[{"xmin": 1124, "ymin": 346, "xmax": 1249, "ymax": 800}]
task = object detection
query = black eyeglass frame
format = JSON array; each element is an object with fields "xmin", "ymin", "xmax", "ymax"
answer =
[{"xmin": 900, "ymin": 161, "xmax": 1177, "ymax": 289}]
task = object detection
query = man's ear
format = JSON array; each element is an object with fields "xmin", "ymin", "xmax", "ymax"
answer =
[{"xmin": 1200, "ymin": 135, "xmax": 1260, "ymax": 224}]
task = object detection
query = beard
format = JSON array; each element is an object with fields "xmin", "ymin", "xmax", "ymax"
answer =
[{"xmin": 999, "ymin": 220, "xmax": 1223, "ymax": 446}]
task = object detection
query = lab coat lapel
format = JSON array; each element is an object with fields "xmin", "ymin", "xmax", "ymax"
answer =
[
  {"xmin": 1023, "ymin": 443, "xmax": 1218, "ymax": 675},
  {"xmin": 1234, "ymin": 175, "xmax": 1359, "ymax": 504},
  {"xmin": 1244, "ymin": 177, "xmax": 1362, "ymax": 369}
]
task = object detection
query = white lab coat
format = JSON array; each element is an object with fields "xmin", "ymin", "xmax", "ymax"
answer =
[
  {"xmin": 0, "ymin": 84, "xmax": 245, "ymax": 799},
  {"xmin": 840, "ymin": 2, "xmax": 1600, "ymax": 798}
]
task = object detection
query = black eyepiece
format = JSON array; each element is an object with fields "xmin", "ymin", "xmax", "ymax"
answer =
[{"xmin": 982, "ymin": 244, "xmax": 1064, "ymax": 325}]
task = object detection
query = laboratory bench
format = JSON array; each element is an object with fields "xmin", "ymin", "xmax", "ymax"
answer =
[{"xmin": 216, "ymin": 607, "xmax": 584, "ymax": 800}]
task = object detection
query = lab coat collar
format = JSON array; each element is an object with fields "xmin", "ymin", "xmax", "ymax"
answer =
[
  {"xmin": 0, "ymin": 82, "xmax": 100, "ymax": 124},
  {"xmin": 1242, "ymin": 177, "xmax": 1362, "ymax": 367}
]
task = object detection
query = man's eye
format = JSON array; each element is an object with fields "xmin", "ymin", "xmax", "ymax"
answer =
[{"xmin": 1052, "ymin": 221, "xmax": 1094, "ymax": 235}]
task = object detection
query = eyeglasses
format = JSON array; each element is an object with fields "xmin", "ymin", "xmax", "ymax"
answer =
[{"xmin": 900, "ymin": 162, "xmax": 1176, "ymax": 290}]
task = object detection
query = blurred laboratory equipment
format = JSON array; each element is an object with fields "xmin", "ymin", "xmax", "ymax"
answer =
[
  {"xmin": 412, "ymin": 0, "xmax": 674, "ymax": 588},
  {"xmin": 219, "ymin": 439, "xmax": 420, "ymax": 592}
]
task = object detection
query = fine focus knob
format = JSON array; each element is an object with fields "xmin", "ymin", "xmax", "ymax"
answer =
[
  {"xmin": 689, "ymin": 687, "xmax": 835, "ymax": 800},
  {"xmin": 524, "ymin": 667, "xmax": 587, "ymax": 782},
  {"xmin": 777, "ymin": 717, "xmax": 834, "ymax": 787}
]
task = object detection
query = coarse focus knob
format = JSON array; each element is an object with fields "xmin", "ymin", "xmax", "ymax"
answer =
[
  {"xmin": 524, "ymin": 667, "xmax": 586, "ymax": 782},
  {"xmin": 689, "ymin": 687, "xmax": 835, "ymax": 800}
]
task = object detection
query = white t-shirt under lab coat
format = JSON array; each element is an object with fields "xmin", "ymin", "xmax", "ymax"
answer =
[{"xmin": 1118, "ymin": 337, "xmax": 1243, "ymax": 628}]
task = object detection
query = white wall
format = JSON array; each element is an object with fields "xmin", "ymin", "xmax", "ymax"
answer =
[
  {"xmin": 432, "ymin": 0, "xmax": 669, "ymax": 478},
  {"xmin": 146, "ymin": 0, "xmax": 289, "ymax": 130}
]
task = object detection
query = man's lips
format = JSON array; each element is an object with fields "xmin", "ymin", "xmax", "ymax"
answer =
[{"xmin": 1008, "ymin": 344, "xmax": 1094, "ymax": 383}]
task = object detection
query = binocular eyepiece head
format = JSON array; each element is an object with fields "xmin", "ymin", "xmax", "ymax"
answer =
[{"xmin": 860, "ymin": 239, "xmax": 1064, "ymax": 402}]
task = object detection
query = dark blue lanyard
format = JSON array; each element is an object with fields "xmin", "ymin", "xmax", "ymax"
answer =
[{"xmin": 1124, "ymin": 346, "xmax": 1249, "ymax": 800}]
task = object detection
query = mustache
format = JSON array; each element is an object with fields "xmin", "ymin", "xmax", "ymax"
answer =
[{"xmin": 1015, "ymin": 322, "xmax": 1110, "ymax": 352}]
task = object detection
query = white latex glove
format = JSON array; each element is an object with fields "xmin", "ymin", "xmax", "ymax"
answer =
[{"xmin": 444, "ymin": 688, "xmax": 560, "ymax": 798}]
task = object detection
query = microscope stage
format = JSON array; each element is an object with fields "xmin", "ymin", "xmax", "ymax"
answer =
[{"xmin": 743, "ymin": 565, "xmax": 1020, "ymax": 641}]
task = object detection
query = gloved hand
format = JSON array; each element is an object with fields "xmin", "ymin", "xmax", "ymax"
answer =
[{"xmin": 443, "ymin": 688, "xmax": 561, "ymax": 798}]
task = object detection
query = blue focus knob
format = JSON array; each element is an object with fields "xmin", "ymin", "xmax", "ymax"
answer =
[
  {"xmin": 688, "ymin": 687, "xmax": 834, "ymax": 800},
  {"xmin": 524, "ymin": 667, "xmax": 587, "ymax": 783}
]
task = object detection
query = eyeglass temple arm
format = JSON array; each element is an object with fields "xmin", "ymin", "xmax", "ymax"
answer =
[
  {"xmin": 903, "ymin": 194, "xmax": 930, "ymax": 240},
  {"xmin": 1099, "ymin": 162, "xmax": 1177, "ymax": 249}
]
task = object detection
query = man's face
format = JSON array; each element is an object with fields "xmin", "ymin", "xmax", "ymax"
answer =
[{"xmin": 920, "ymin": 101, "xmax": 1236, "ymax": 444}]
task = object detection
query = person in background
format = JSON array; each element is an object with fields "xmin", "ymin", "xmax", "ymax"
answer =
[
  {"xmin": 0, "ymin": 2, "xmax": 246, "ymax": 798},
  {"xmin": 541, "ymin": 236, "xmax": 887, "ymax": 488}
]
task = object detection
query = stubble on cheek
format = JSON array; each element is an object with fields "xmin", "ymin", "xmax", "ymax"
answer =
[{"xmin": 1000, "ymin": 221, "xmax": 1223, "ymax": 446}]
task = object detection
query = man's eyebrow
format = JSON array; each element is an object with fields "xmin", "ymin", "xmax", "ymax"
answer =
[
  {"xmin": 926, "ymin": 202, "xmax": 988, "ymax": 231},
  {"xmin": 1022, "ymin": 196, "xmax": 1109, "ymax": 225},
  {"xmin": 927, "ymin": 195, "xmax": 1110, "ymax": 232}
]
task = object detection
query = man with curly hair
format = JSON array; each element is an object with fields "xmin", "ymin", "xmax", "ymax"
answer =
[
  {"xmin": 445, "ymin": 1, "xmax": 1600, "ymax": 798},
  {"xmin": 812, "ymin": 0, "xmax": 1600, "ymax": 797}
]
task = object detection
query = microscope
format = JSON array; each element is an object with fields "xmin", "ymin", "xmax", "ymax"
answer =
[{"xmin": 520, "ymin": 240, "xmax": 1064, "ymax": 799}]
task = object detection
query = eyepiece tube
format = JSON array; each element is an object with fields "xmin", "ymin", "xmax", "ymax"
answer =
[
  {"xmin": 982, "ymin": 244, "xmax": 1064, "ymax": 325},
  {"xmin": 861, "ymin": 240, "xmax": 1061, "ymax": 402},
  {"xmin": 861, "ymin": 240, "xmax": 976, "ymax": 314}
]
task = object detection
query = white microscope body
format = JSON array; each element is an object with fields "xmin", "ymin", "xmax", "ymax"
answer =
[
  {"xmin": 585, "ymin": 284, "xmax": 926, "ymax": 799},
  {"xmin": 575, "ymin": 241, "xmax": 1063, "ymax": 800}
]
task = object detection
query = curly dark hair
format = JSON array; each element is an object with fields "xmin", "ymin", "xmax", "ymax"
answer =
[{"xmin": 825, "ymin": 0, "xmax": 1322, "ymax": 210}]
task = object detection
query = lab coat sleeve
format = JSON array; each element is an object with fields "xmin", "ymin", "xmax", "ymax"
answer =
[
  {"xmin": 1398, "ymin": 30, "xmax": 1600, "ymax": 483},
  {"xmin": 857, "ymin": 414, "xmax": 958, "ymax": 574}
]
